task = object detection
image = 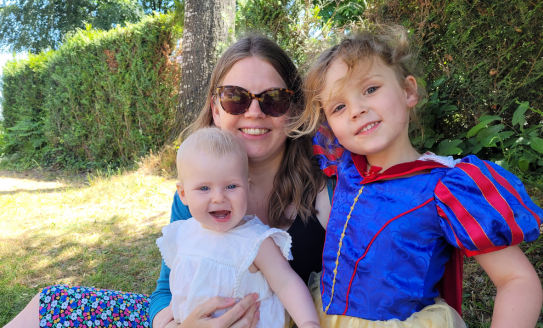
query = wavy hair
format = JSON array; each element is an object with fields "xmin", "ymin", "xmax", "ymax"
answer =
[
  {"xmin": 184, "ymin": 35, "xmax": 326, "ymax": 228},
  {"xmin": 291, "ymin": 25, "xmax": 426, "ymax": 139}
]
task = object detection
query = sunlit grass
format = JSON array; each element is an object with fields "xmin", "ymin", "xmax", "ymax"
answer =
[{"xmin": 0, "ymin": 169, "xmax": 177, "ymax": 326}]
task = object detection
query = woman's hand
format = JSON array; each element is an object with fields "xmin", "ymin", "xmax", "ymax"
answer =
[
  {"xmin": 153, "ymin": 305, "xmax": 175, "ymax": 328},
  {"xmin": 179, "ymin": 294, "xmax": 260, "ymax": 328}
]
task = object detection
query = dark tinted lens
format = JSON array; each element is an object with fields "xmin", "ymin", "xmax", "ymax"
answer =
[
  {"xmin": 260, "ymin": 89, "xmax": 291, "ymax": 117},
  {"xmin": 220, "ymin": 87, "xmax": 251, "ymax": 114}
]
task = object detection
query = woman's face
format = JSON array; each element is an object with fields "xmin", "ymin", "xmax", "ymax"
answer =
[{"xmin": 212, "ymin": 56, "xmax": 289, "ymax": 164}]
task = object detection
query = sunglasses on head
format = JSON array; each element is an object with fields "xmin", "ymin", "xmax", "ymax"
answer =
[{"xmin": 215, "ymin": 85, "xmax": 293, "ymax": 117}]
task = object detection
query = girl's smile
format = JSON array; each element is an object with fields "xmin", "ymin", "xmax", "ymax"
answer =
[{"xmin": 356, "ymin": 121, "xmax": 381, "ymax": 135}]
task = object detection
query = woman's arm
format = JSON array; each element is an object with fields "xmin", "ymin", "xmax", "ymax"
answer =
[
  {"xmin": 474, "ymin": 245, "xmax": 542, "ymax": 328},
  {"xmin": 151, "ymin": 192, "xmax": 191, "ymax": 328},
  {"xmin": 254, "ymin": 238, "xmax": 321, "ymax": 328}
]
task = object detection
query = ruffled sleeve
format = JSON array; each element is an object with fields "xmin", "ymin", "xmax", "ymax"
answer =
[
  {"xmin": 434, "ymin": 155, "xmax": 542, "ymax": 257},
  {"xmin": 238, "ymin": 228, "xmax": 293, "ymax": 276},
  {"xmin": 156, "ymin": 220, "xmax": 188, "ymax": 269},
  {"xmin": 312, "ymin": 125, "xmax": 344, "ymax": 177}
]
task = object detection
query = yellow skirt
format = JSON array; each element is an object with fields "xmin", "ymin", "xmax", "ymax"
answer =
[{"xmin": 308, "ymin": 273, "xmax": 466, "ymax": 328}]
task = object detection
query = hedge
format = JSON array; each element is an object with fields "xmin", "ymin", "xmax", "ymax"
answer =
[
  {"xmin": 1, "ymin": 14, "xmax": 181, "ymax": 169},
  {"xmin": 367, "ymin": 0, "xmax": 543, "ymax": 179}
]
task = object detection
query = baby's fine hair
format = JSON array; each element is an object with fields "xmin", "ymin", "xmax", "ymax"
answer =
[
  {"xmin": 177, "ymin": 127, "xmax": 248, "ymax": 181},
  {"xmin": 291, "ymin": 25, "xmax": 425, "ymax": 138}
]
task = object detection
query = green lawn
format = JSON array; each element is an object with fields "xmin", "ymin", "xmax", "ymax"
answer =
[
  {"xmin": 0, "ymin": 169, "xmax": 542, "ymax": 327},
  {"xmin": 0, "ymin": 169, "xmax": 174, "ymax": 326}
]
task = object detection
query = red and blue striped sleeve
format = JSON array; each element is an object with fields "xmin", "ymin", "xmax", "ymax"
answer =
[
  {"xmin": 312, "ymin": 126, "xmax": 344, "ymax": 177},
  {"xmin": 434, "ymin": 155, "xmax": 542, "ymax": 257}
]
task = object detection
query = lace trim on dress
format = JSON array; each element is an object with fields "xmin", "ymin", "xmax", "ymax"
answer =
[
  {"xmin": 156, "ymin": 219, "xmax": 188, "ymax": 269},
  {"xmin": 419, "ymin": 152, "xmax": 462, "ymax": 168}
]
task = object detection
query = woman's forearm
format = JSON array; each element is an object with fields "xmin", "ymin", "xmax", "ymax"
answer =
[{"xmin": 490, "ymin": 274, "xmax": 542, "ymax": 328}]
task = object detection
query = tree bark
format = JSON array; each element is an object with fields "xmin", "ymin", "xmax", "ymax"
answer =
[{"xmin": 168, "ymin": 0, "xmax": 236, "ymax": 143}]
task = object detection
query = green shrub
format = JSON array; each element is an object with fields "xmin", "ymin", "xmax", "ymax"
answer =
[
  {"xmin": 366, "ymin": 0, "xmax": 543, "ymax": 179},
  {"xmin": 0, "ymin": 52, "xmax": 50, "ymax": 165},
  {"xmin": 1, "ymin": 13, "xmax": 181, "ymax": 170}
]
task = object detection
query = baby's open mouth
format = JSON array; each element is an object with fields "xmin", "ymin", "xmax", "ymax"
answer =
[{"xmin": 210, "ymin": 210, "xmax": 231, "ymax": 222}]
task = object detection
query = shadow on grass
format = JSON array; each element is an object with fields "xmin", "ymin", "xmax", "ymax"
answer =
[
  {"xmin": 0, "ymin": 186, "xmax": 87, "ymax": 195},
  {"xmin": 0, "ymin": 213, "xmax": 167, "ymax": 326},
  {"xmin": 0, "ymin": 169, "xmax": 87, "ymax": 184}
]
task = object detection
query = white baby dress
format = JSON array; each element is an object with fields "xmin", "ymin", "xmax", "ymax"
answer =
[{"xmin": 156, "ymin": 215, "xmax": 293, "ymax": 328}]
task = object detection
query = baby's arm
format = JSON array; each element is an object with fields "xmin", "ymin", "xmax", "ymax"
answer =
[
  {"xmin": 253, "ymin": 237, "xmax": 321, "ymax": 328},
  {"xmin": 474, "ymin": 245, "xmax": 542, "ymax": 328}
]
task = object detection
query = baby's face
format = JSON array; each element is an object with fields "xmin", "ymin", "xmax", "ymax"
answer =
[{"xmin": 177, "ymin": 151, "xmax": 249, "ymax": 232}]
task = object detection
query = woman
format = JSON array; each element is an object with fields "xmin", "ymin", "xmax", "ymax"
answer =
[{"xmin": 6, "ymin": 35, "xmax": 331, "ymax": 328}]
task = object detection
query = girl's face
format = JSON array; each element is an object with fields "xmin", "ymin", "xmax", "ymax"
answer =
[
  {"xmin": 321, "ymin": 57, "xmax": 418, "ymax": 157},
  {"xmin": 212, "ymin": 57, "xmax": 289, "ymax": 164}
]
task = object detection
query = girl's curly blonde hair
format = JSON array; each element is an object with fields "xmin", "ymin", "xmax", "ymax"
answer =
[{"xmin": 290, "ymin": 25, "xmax": 426, "ymax": 139}]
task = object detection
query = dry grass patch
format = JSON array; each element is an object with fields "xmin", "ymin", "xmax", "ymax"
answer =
[{"xmin": 0, "ymin": 169, "xmax": 177, "ymax": 326}]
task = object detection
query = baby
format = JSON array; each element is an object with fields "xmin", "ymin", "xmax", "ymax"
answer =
[{"xmin": 157, "ymin": 127, "xmax": 321, "ymax": 328}]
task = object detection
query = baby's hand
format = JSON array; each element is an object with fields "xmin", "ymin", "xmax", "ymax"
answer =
[{"xmin": 298, "ymin": 321, "xmax": 322, "ymax": 328}]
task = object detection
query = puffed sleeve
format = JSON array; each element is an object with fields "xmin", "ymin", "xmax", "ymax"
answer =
[
  {"xmin": 434, "ymin": 155, "xmax": 542, "ymax": 257},
  {"xmin": 312, "ymin": 125, "xmax": 344, "ymax": 177}
]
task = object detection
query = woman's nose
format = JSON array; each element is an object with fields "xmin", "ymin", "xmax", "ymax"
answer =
[{"xmin": 244, "ymin": 98, "xmax": 266, "ymax": 118}]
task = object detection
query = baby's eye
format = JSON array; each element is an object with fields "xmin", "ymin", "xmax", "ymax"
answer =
[
  {"xmin": 365, "ymin": 86, "xmax": 378, "ymax": 94},
  {"xmin": 226, "ymin": 184, "xmax": 237, "ymax": 190},
  {"xmin": 199, "ymin": 186, "xmax": 210, "ymax": 191},
  {"xmin": 332, "ymin": 104, "xmax": 345, "ymax": 113}
]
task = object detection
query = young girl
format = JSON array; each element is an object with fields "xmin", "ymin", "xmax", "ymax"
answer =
[
  {"xmin": 294, "ymin": 26, "xmax": 543, "ymax": 327},
  {"xmin": 156, "ymin": 127, "xmax": 321, "ymax": 328}
]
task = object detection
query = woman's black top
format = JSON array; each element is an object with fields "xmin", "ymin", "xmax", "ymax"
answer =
[{"xmin": 286, "ymin": 213, "xmax": 326, "ymax": 285}]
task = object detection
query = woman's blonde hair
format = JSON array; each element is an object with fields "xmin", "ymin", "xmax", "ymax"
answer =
[
  {"xmin": 291, "ymin": 25, "xmax": 426, "ymax": 139},
  {"xmin": 183, "ymin": 35, "xmax": 326, "ymax": 228}
]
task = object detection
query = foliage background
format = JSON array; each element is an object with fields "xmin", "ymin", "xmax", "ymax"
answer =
[
  {"xmin": 368, "ymin": 0, "xmax": 543, "ymax": 183},
  {"xmin": 1, "ymin": 0, "xmax": 541, "ymax": 177},
  {"xmin": 1, "ymin": 14, "xmax": 181, "ymax": 170},
  {"xmin": 0, "ymin": 0, "xmax": 183, "ymax": 54}
]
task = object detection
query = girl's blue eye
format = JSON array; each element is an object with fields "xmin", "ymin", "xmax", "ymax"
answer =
[
  {"xmin": 200, "ymin": 186, "xmax": 210, "ymax": 191},
  {"xmin": 366, "ymin": 86, "xmax": 378, "ymax": 94},
  {"xmin": 333, "ymin": 104, "xmax": 345, "ymax": 113},
  {"xmin": 226, "ymin": 184, "xmax": 236, "ymax": 190}
]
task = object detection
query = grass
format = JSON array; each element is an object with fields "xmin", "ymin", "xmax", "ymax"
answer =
[
  {"xmin": 0, "ymin": 168, "xmax": 176, "ymax": 326},
  {"xmin": 0, "ymin": 167, "xmax": 542, "ymax": 326}
]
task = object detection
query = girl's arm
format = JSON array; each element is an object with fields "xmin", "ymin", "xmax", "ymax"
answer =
[
  {"xmin": 254, "ymin": 238, "xmax": 321, "ymax": 328},
  {"xmin": 474, "ymin": 245, "xmax": 542, "ymax": 328}
]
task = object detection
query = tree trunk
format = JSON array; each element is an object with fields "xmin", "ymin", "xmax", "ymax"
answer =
[{"xmin": 168, "ymin": 0, "xmax": 236, "ymax": 143}]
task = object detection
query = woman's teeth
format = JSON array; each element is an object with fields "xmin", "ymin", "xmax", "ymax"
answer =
[
  {"xmin": 361, "ymin": 122, "xmax": 378, "ymax": 132},
  {"xmin": 241, "ymin": 128, "xmax": 270, "ymax": 135}
]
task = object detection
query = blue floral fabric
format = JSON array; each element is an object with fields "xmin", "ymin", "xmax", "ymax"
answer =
[{"xmin": 39, "ymin": 285, "xmax": 150, "ymax": 328}]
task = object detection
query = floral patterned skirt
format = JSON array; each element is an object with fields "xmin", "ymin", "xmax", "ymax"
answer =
[{"xmin": 39, "ymin": 285, "xmax": 150, "ymax": 328}]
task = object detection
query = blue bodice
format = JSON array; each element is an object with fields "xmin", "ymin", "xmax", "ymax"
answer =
[{"xmin": 313, "ymin": 131, "xmax": 542, "ymax": 321}]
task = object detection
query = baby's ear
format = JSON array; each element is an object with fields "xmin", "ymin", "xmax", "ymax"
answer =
[
  {"xmin": 176, "ymin": 182, "xmax": 188, "ymax": 206},
  {"xmin": 404, "ymin": 76, "xmax": 419, "ymax": 108}
]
